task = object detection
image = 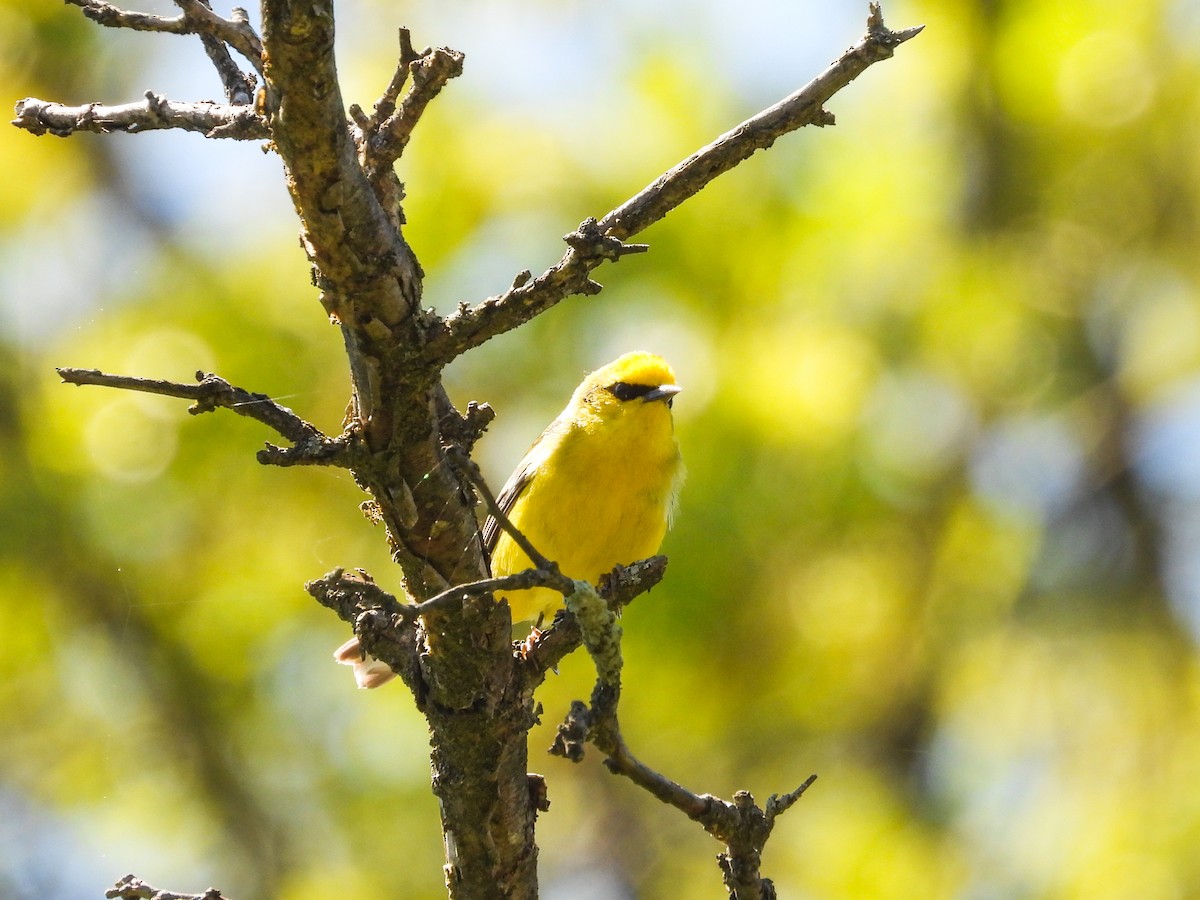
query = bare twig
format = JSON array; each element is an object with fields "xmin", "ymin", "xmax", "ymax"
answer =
[
  {"xmin": 65, "ymin": 0, "xmax": 264, "ymax": 75},
  {"xmin": 259, "ymin": 0, "xmax": 428, "ymax": 448},
  {"xmin": 306, "ymin": 568, "xmax": 425, "ymax": 700},
  {"xmin": 307, "ymin": 568, "xmax": 406, "ymax": 622},
  {"xmin": 417, "ymin": 569, "xmax": 566, "ymax": 617},
  {"xmin": 67, "ymin": 0, "xmax": 196, "ymax": 36},
  {"xmin": 319, "ymin": 566, "xmax": 582, "ymax": 629},
  {"xmin": 364, "ymin": 44, "xmax": 465, "ymax": 179},
  {"xmin": 424, "ymin": 2, "xmax": 923, "ymax": 365},
  {"xmin": 559, "ymin": 698, "xmax": 818, "ymax": 900},
  {"xmin": 437, "ymin": 397, "xmax": 496, "ymax": 455},
  {"xmin": 16, "ymin": 0, "xmax": 265, "ymax": 134},
  {"xmin": 602, "ymin": 3, "xmax": 919, "ymax": 240},
  {"xmin": 362, "ymin": 27, "xmax": 422, "ymax": 132},
  {"xmin": 56, "ymin": 368, "xmax": 345, "ymax": 464},
  {"xmin": 549, "ymin": 563, "xmax": 818, "ymax": 899},
  {"xmin": 12, "ymin": 94, "xmax": 269, "ymax": 139},
  {"xmin": 766, "ymin": 775, "xmax": 820, "ymax": 821},
  {"xmin": 107, "ymin": 873, "xmax": 229, "ymax": 900},
  {"xmin": 172, "ymin": 0, "xmax": 264, "ymax": 73},
  {"xmin": 194, "ymin": 0, "xmax": 257, "ymax": 105},
  {"xmin": 521, "ymin": 556, "xmax": 669, "ymax": 681},
  {"xmin": 255, "ymin": 437, "xmax": 353, "ymax": 467}
]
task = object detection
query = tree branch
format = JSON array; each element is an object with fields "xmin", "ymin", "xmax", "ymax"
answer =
[
  {"xmin": 549, "ymin": 567, "xmax": 818, "ymax": 900},
  {"xmin": 519, "ymin": 556, "xmax": 668, "ymax": 681},
  {"xmin": 357, "ymin": 27, "xmax": 421, "ymax": 133},
  {"xmin": 56, "ymin": 368, "xmax": 346, "ymax": 464},
  {"xmin": 259, "ymin": 0, "xmax": 435, "ymax": 447},
  {"xmin": 194, "ymin": 1, "xmax": 258, "ymax": 105},
  {"xmin": 13, "ymin": 0, "xmax": 265, "ymax": 135},
  {"xmin": 66, "ymin": 0, "xmax": 264, "ymax": 76},
  {"xmin": 255, "ymin": 14, "xmax": 537, "ymax": 890},
  {"xmin": 66, "ymin": 0, "xmax": 199, "ymax": 36},
  {"xmin": 312, "ymin": 552, "xmax": 667, "ymax": 701},
  {"xmin": 307, "ymin": 568, "xmax": 426, "ymax": 701},
  {"xmin": 106, "ymin": 873, "xmax": 229, "ymax": 900},
  {"xmin": 12, "ymin": 94, "xmax": 269, "ymax": 139},
  {"xmin": 28, "ymin": 3, "xmax": 916, "ymax": 896},
  {"xmin": 362, "ymin": 44, "xmax": 465, "ymax": 181},
  {"xmin": 423, "ymin": 2, "xmax": 923, "ymax": 365}
]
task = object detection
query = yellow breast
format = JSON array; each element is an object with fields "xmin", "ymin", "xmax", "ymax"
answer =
[{"xmin": 490, "ymin": 394, "xmax": 682, "ymax": 626}]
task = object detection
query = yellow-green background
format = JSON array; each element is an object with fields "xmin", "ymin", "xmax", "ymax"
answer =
[{"xmin": 5, "ymin": 0, "xmax": 1200, "ymax": 897}]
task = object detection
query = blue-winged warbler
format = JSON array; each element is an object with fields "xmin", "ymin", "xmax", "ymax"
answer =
[{"xmin": 337, "ymin": 350, "xmax": 684, "ymax": 688}]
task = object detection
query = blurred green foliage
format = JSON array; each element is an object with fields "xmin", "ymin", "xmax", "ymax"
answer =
[{"xmin": 5, "ymin": 0, "xmax": 1200, "ymax": 897}]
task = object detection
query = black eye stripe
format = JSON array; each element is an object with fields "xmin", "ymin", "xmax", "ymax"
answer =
[{"xmin": 606, "ymin": 381, "xmax": 657, "ymax": 401}]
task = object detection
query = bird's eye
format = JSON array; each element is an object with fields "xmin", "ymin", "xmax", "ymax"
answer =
[{"xmin": 606, "ymin": 381, "xmax": 656, "ymax": 402}]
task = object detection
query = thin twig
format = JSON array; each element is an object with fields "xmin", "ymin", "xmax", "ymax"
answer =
[
  {"xmin": 364, "ymin": 44, "xmax": 465, "ymax": 179},
  {"xmin": 766, "ymin": 775, "xmax": 819, "ymax": 821},
  {"xmin": 520, "ymin": 555, "xmax": 669, "ymax": 680},
  {"xmin": 65, "ymin": 0, "xmax": 264, "ymax": 75},
  {"xmin": 107, "ymin": 873, "xmax": 229, "ymax": 900},
  {"xmin": 67, "ymin": 0, "xmax": 194, "ymax": 36},
  {"xmin": 172, "ymin": 0, "xmax": 264, "ymax": 73},
  {"xmin": 306, "ymin": 567, "xmax": 407, "ymax": 622},
  {"xmin": 365, "ymin": 27, "xmax": 421, "ymax": 131},
  {"xmin": 415, "ymin": 569, "xmax": 568, "ymax": 618},
  {"xmin": 563, "ymin": 695, "xmax": 816, "ymax": 900},
  {"xmin": 12, "ymin": 94, "xmax": 269, "ymax": 139},
  {"xmin": 600, "ymin": 3, "xmax": 920, "ymax": 241},
  {"xmin": 322, "ymin": 567, "xmax": 585, "ymax": 631},
  {"xmin": 593, "ymin": 730, "xmax": 711, "ymax": 819},
  {"xmin": 56, "ymin": 368, "xmax": 344, "ymax": 463},
  {"xmin": 193, "ymin": 0, "xmax": 257, "ymax": 105},
  {"xmin": 424, "ymin": 3, "xmax": 923, "ymax": 365},
  {"xmin": 548, "ymin": 554, "xmax": 817, "ymax": 898}
]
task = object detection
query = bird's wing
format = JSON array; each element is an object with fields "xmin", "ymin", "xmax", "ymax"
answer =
[
  {"xmin": 481, "ymin": 417, "xmax": 565, "ymax": 562},
  {"xmin": 481, "ymin": 460, "xmax": 535, "ymax": 557}
]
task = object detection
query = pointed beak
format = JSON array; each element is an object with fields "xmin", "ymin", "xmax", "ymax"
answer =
[{"xmin": 641, "ymin": 384, "xmax": 682, "ymax": 404}]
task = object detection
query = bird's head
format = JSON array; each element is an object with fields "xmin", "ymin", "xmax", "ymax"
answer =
[{"xmin": 573, "ymin": 351, "xmax": 681, "ymax": 418}]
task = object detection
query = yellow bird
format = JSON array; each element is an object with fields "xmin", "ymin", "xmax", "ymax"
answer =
[
  {"xmin": 486, "ymin": 350, "xmax": 683, "ymax": 626},
  {"xmin": 337, "ymin": 350, "xmax": 684, "ymax": 688}
]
